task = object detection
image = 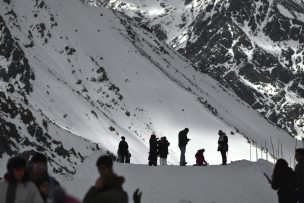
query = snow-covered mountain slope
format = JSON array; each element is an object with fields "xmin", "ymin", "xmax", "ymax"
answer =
[
  {"xmin": 0, "ymin": 0, "xmax": 302, "ymax": 177},
  {"xmin": 0, "ymin": 9, "xmax": 100, "ymax": 176},
  {"xmin": 65, "ymin": 151, "xmax": 278, "ymax": 203},
  {"xmin": 90, "ymin": 0, "xmax": 304, "ymax": 140}
]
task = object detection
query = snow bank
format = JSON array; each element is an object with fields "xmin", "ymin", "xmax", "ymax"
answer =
[{"xmin": 64, "ymin": 152, "xmax": 278, "ymax": 203}]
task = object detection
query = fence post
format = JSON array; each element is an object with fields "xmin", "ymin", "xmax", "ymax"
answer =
[
  {"xmin": 278, "ymin": 139, "xmax": 280, "ymax": 159},
  {"xmin": 270, "ymin": 136, "xmax": 275, "ymax": 162},
  {"xmin": 250, "ymin": 141, "xmax": 252, "ymax": 162},
  {"xmin": 256, "ymin": 145, "xmax": 258, "ymax": 161},
  {"xmin": 265, "ymin": 140, "xmax": 268, "ymax": 161},
  {"xmin": 281, "ymin": 142, "xmax": 283, "ymax": 158}
]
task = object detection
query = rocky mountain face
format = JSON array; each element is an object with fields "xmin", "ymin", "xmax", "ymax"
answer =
[
  {"xmin": 181, "ymin": 0, "xmax": 304, "ymax": 138},
  {"xmin": 0, "ymin": 89, "xmax": 101, "ymax": 174},
  {"xmin": 92, "ymin": 0, "xmax": 304, "ymax": 139},
  {"xmin": 0, "ymin": 0, "xmax": 106, "ymax": 175}
]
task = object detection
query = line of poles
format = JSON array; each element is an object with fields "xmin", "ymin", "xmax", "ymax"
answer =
[{"xmin": 249, "ymin": 136, "xmax": 304, "ymax": 168}]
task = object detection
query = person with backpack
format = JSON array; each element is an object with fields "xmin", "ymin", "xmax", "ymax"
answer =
[
  {"xmin": 158, "ymin": 137, "xmax": 170, "ymax": 166},
  {"xmin": 195, "ymin": 149, "xmax": 208, "ymax": 166},
  {"xmin": 118, "ymin": 136, "xmax": 129, "ymax": 163},
  {"xmin": 178, "ymin": 128, "xmax": 190, "ymax": 166},
  {"xmin": 28, "ymin": 152, "xmax": 60, "ymax": 198},
  {"xmin": 295, "ymin": 148, "xmax": 304, "ymax": 203},
  {"xmin": 148, "ymin": 134, "xmax": 158, "ymax": 166},
  {"xmin": 265, "ymin": 159, "xmax": 297, "ymax": 203},
  {"xmin": 217, "ymin": 130, "xmax": 228, "ymax": 165},
  {"xmin": 0, "ymin": 156, "xmax": 44, "ymax": 203}
]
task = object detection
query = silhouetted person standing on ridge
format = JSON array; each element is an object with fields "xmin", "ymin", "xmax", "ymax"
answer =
[
  {"xmin": 148, "ymin": 134, "xmax": 158, "ymax": 166},
  {"xmin": 158, "ymin": 137, "xmax": 170, "ymax": 166},
  {"xmin": 217, "ymin": 130, "xmax": 228, "ymax": 165},
  {"xmin": 118, "ymin": 136, "xmax": 129, "ymax": 163},
  {"xmin": 178, "ymin": 128, "xmax": 190, "ymax": 166},
  {"xmin": 295, "ymin": 148, "xmax": 304, "ymax": 203},
  {"xmin": 265, "ymin": 159, "xmax": 297, "ymax": 203}
]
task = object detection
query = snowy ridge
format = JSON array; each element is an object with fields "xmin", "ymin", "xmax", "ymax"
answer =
[{"xmin": 64, "ymin": 151, "xmax": 278, "ymax": 203}]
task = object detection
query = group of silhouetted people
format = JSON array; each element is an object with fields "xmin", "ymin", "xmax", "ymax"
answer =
[
  {"xmin": 146, "ymin": 128, "xmax": 228, "ymax": 166},
  {"xmin": 148, "ymin": 135, "xmax": 170, "ymax": 166},
  {"xmin": 147, "ymin": 128, "xmax": 188, "ymax": 166},
  {"xmin": 0, "ymin": 153, "xmax": 142, "ymax": 203},
  {"xmin": 265, "ymin": 148, "xmax": 304, "ymax": 203},
  {"xmin": 0, "ymin": 152, "xmax": 79, "ymax": 203}
]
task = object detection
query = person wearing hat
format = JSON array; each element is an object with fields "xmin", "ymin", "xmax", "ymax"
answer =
[
  {"xmin": 0, "ymin": 156, "xmax": 44, "ymax": 203},
  {"xmin": 217, "ymin": 130, "xmax": 228, "ymax": 165},
  {"xmin": 118, "ymin": 136, "xmax": 129, "ymax": 163}
]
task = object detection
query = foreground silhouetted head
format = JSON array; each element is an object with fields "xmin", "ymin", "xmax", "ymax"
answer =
[
  {"xmin": 272, "ymin": 159, "xmax": 289, "ymax": 179},
  {"xmin": 29, "ymin": 152, "xmax": 48, "ymax": 179},
  {"xmin": 96, "ymin": 155, "xmax": 113, "ymax": 176},
  {"xmin": 295, "ymin": 148, "xmax": 304, "ymax": 163},
  {"xmin": 31, "ymin": 152, "xmax": 48, "ymax": 164},
  {"xmin": 6, "ymin": 156, "xmax": 29, "ymax": 183}
]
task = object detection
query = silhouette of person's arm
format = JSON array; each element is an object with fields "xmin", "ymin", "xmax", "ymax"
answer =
[
  {"xmin": 203, "ymin": 156, "xmax": 208, "ymax": 165},
  {"xmin": 263, "ymin": 173, "xmax": 271, "ymax": 184},
  {"xmin": 133, "ymin": 189, "xmax": 142, "ymax": 203}
]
